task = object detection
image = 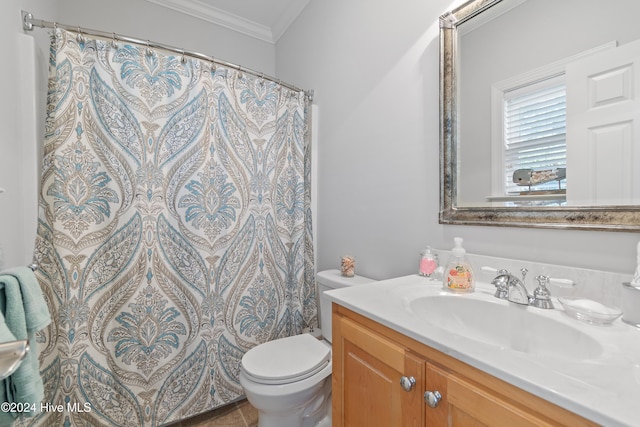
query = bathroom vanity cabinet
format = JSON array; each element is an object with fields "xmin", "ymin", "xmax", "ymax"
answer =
[{"xmin": 332, "ymin": 304, "xmax": 598, "ymax": 427}]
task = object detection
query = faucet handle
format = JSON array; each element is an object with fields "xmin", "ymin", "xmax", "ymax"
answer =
[
  {"xmin": 487, "ymin": 268, "xmax": 511, "ymax": 299},
  {"xmin": 532, "ymin": 275, "xmax": 554, "ymax": 309},
  {"xmin": 481, "ymin": 266, "xmax": 509, "ymax": 275},
  {"xmin": 548, "ymin": 277, "xmax": 575, "ymax": 288},
  {"xmin": 520, "ymin": 268, "xmax": 528, "ymax": 283}
]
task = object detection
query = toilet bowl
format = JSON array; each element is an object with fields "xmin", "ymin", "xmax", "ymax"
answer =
[{"xmin": 239, "ymin": 269, "xmax": 376, "ymax": 427}]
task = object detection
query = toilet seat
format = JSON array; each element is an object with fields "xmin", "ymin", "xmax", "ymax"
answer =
[{"xmin": 241, "ymin": 334, "xmax": 331, "ymax": 385}]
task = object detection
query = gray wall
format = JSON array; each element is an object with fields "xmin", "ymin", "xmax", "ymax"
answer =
[
  {"xmin": 0, "ymin": 0, "xmax": 57, "ymax": 269},
  {"xmin": 276, "ymin": 0, "xmax": 640, "ymax": 280}
]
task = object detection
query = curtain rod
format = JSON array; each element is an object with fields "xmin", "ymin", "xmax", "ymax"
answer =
[{"xmin": 21, "ymin": 10, "xmax": 314, "ymax": 102}]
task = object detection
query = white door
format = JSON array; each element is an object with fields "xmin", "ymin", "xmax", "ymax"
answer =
[{"xmin": 566, "ymin": 39, "xmax": 640, "ymax": 206}]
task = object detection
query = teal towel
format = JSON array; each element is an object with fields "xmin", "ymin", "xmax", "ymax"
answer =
[
  {"xmin": 0, "ymin": 268, "xmax": 51, "ymax": 424},
  {"xmin": 1, "ymin": 268, "xmax": 50, "ymax": 332},
  {"xmin": 0, "ymin": 307, "xmax": 18, "ymax": 424},
  {"xmin": 0, "ymin": 311, "xmax": 17, "ymax": 345}
]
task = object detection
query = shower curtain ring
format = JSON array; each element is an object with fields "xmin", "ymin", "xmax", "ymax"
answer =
[
  {"xmin": 76, "ymin": 26, "xmax": 84, "ymax": 43},
  {"xmin": 146, "ymin": 40, "xmax": 152, "ymax": 57},
  {"xmin": 111, "ymin": 32, "xmax": 118, "ymax": 49},
  {"xmin": 210, "ymin": 56, "xmax": 217, "ymax": 72},
  {"xmin": 237, "ymin": 66, "xmax": 244, "ymax": 79},
  {"xmin": 180, "ymin": 49, "xmax": 187, "ymax": 64}
]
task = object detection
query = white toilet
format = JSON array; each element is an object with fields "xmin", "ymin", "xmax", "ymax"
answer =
[{"xmin": 239, "ymin": 269, "xmax": 376, "ymax": 427}]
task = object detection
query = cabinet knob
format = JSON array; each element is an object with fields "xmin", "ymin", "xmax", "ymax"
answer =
[
  {"xmin": 399, "ymin": 376, "xmax": 416, "ymax": 392},
  {"xmin": 424, "ymin": 390, "xmax": 442, "ymax": 408}
]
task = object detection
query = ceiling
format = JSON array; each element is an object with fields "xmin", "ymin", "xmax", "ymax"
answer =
[{"xmin": 145, "ymin": 0, "xmax": 310, "ymax": 44}]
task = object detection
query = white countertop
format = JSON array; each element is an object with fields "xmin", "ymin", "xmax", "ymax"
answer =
[{"xmin": 326, "ymin": 274, "xmax": 640, "ymax": 427}]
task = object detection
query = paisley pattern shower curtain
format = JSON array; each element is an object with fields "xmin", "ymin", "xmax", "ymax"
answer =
[{"xmin": 27, "ymin": 29, "xmax": 315, "ymax": 426}]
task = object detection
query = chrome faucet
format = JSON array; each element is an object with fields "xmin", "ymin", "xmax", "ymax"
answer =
[
  {"xmin": 507, "ymin": 268, "xmax": 532, "ymax": 305},
  {"xmin": 507, "ymin": 275, "xmax": 532, "ymax": 305},
  {"xmin": 491, "ymin": 268, "xmax": 531, "ymax": 305},
  {"xmin": 490, "ymin": 268, "xmax": 553, "ymax": 308}
]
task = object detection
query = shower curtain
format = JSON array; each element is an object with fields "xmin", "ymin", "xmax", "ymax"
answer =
[{"xmin": 27, "ymin": 29, "xmax": 316, "ymax": 426}]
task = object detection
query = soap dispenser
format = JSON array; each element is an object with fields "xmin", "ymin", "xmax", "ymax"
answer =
[{"xmin": 443, "ymin": 237, "xmax": 475, "ymax": 293}]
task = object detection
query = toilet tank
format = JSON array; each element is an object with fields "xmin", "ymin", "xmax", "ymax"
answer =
[{"xmin": 316, "ymin": 269, "xmax": 376, "ymax": 343}]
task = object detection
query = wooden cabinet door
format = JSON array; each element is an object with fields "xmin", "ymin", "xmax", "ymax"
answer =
[
  {"xmin": 426, "ymin": 363, "xmax": 556, "ymax": 427},
  {"xmin": 333, "ymin": 315, "xmax": 424, "ymax": 427},
  {"xmin": 425, "ymin": 362, "xmax": 449, "ymax": 426}
]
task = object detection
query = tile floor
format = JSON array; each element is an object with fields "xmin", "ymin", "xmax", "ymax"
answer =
[{"xmin": 166, "ymin": 400, "xmax": 258, "ymax": 427}]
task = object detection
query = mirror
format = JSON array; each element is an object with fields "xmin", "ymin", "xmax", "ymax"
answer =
[{"xmin": 440, "ymin": 0, "xmax": 640, "ymax": 230}]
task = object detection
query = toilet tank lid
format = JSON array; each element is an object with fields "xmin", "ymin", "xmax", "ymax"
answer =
[{"xmin": 316, "ymin": 269, "xmax": 376, "ymax": 288}]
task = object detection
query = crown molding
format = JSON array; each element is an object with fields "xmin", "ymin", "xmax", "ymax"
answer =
[
  {"xmin": 271, "ymin": 0, "xmax": 310, "ymax": 42},
  {"xmin": 146, "ymin": 0, "xmax": 309, "ymax": 44},
  {"xmin": 146, "ymin": 0, "xmax": 274, "ymax": 43}
]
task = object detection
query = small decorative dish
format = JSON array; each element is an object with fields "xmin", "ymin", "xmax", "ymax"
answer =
[{"xmin": 558, "ymin": 297, "xmax": 622, "ymax": 325}]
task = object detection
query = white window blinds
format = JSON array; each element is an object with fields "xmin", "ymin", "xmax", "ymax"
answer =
[{"xmin": 503, "ymin": 76, "xmax": 566, "ymax": 194}]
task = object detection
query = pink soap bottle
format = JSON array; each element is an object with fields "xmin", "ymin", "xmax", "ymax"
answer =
[{"xmin": 419, "ymin": 246, "xmax": 438, "ymax": 277}]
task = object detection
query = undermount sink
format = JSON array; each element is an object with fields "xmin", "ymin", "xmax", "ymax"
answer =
[{"xmin": 408, "ymin": 294, "xmax": 603, "ymax": 359}]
